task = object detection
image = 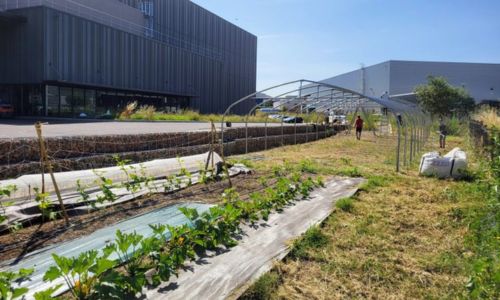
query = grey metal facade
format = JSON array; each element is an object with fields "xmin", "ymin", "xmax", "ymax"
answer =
[
  {"xmin": 0, "ymin": 0, "xmax": 257, "ymax": 116},
  {"xmin": 321, "ymin": 60, "xmax": 500, "ymax": 103}
]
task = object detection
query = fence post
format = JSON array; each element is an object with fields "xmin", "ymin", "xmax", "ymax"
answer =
[
  {"xmin": 409, "ymin": 121, "xmax": 414, "ymax": 162},
  {"xmin": 393, "ymin": 114, "xmax": 401, "ymax": 172},
  {"xmin": 35, "ymin": 122, "xmax": 70, "ymax": 226},
  {"xmin": 265, "ymin": 122, "xmax": 268, "ymax": 150},
  {"xmin": 403, "ymin": 121, "xmax": 408, "ymax": 167}
]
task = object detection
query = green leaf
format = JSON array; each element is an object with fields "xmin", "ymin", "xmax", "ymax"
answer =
[
  {"xmin": 17, "ymin": 268, "xmax": 34, "ymax": 279},
  {"xmin": 43, "ymin": 266, "xmax": 62, "ymax": 282},
  {"xmin": 91, "ymin": 258, "xmax": 116, "ymax": 276},
  {"xmin": 11, "ymin": 287, "xmax": 29, "ymax": 299},
  {"xmin": 102, "ymin": 243, "xmax": 116, "ymax": 258},
  {"xmin": 34, "ymin": 284, "xmax": 62, "ymax": 300}
]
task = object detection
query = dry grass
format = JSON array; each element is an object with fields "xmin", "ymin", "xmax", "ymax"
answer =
[
  {"xmin": 474, "ymin": 106, "xmax": 500, "ymax": 129},
  {"xmin": 237, "ymin": 133, "xmax": 478, "ymax": 299}
]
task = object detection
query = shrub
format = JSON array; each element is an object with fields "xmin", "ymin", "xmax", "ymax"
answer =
[
  {"xmin": 119, "ymin": 101, "xmax": 138, "ymax": 119},
  {"xmin": 465, "ymin": 131, "xmax": 500, "ymax": 299},
  {"xmin": 474, "ymin": 106, "xmax": 500, "ymax": 129},
  {"xmin": 135, "ymin": 105, "xmax": 157, "ymax": 120}
]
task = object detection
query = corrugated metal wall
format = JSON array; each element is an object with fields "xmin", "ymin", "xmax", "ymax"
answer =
[
  {"xmin": 0, "ymin": 0, "xmax": 257, "ymax": 114},
  {"xmin": 0, "ymin": 7, "xmax": 44, "ymax": 84}
]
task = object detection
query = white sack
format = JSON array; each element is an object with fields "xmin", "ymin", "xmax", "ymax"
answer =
[{"xmin": 419, "ymin": 148, "xmax": 467, "ymax": 178}]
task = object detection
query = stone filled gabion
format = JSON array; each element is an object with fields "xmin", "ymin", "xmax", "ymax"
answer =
[{"xmin": 0, "ymin": 125, "xmax": 337, "ymax": 180}]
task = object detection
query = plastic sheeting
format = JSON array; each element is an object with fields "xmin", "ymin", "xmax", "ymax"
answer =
[
  {"xmin": 1, "ymin": 152, "xmax": 222, "ymax": 201},
  {"xmin": 0, "ymin": 202, "xmax": 211, "ymax": 299},
  {"xmin": 0, "ymin": 164, "xmax": 250, "ymax": 230}
]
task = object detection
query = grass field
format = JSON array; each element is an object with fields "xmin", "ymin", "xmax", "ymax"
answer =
[{"xmin": 235, "ymin": 130, "xmax": 498, "ymax": 299}]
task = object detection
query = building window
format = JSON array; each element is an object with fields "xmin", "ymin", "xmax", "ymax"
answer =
[
  {"xmin": 73, "ymin": 88, "xmax": 85, "ymax": 117},
  {"xmin": 140, "ymin": 1, "xmax": 154, "ymax": 37},
  {"xmin": 46, "ymin": 85, "xmax": 59, "ymax": 116},
  {"xmin": 140, "ymin": 1, "xmax": 154, "ymax": 16},
  {"xmin": 145, "ymin": 18, "xmax": 154, "ymax": 37},
  {"xmin": 85, "ymin": 89, "xmax": 96, "ymax": 117},
  {"xmin": 60, "ymin": 87, "xmax": 73, "ymax": 117}
]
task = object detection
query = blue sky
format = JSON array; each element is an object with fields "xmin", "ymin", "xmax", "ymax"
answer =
[{"xmin": 192, "ymin": 0, "xmax": 500, "ymax": 91}]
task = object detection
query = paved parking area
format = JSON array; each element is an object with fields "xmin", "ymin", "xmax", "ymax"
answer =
[{"xmin": 0, "ymin": 118, "xmax": 283, "ymax": 138}]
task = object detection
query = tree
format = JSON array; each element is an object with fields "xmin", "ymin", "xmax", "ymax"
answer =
[{"xmin": 414, "ymin": 76, "xmax": 475, "ymax": 117}]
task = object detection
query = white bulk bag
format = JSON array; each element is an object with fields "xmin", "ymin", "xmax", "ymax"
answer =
[
  {"xmin": 444, "ymin": 147, "xmax": 468, "ymax": 178},
  {"xmin": 419, "ymin": 148, "xmax": 467, "ymax": 178}
]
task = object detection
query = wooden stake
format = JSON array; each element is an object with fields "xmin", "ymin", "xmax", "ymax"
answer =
[
  {"xmin": 35, "ymin": 122, "xmax": 70, "ymax": 226},
  {"xmin": 216, "ymin": 121, "xmax": 232, "ymax": 188},
  {"xmin": 37, "ymin": 130, "xmax": 46, "ymax": 193},
  {"xmin": 204, "ymin": 121, "xmax": 214, "ymax": 172}
]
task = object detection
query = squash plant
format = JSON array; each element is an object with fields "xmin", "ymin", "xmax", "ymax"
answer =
[
  {"xmin": 33, "ymin": 284, "xmax": 62, "ymax": 300},
  {"xmin": 43, "ymin": 250, "xmax": 116, "ymax": 300},
  {"xmin": 0, "ymin": 268, "xmax": 33, "ymax": 300},
  {"xmin": 102, "ymin": 230, "xmax": 153, "ymax": 295},
  {"xmin": 300, "ymin": 177, "xmax": 316, "ymax": 198}
]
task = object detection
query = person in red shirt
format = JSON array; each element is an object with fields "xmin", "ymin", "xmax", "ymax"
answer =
[{"xmin": 355, "ymin": 115, "xmax": 364, "ymax": 140}]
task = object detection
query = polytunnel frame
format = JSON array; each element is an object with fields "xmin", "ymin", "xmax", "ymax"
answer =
[
  {"xmin": 220, "ymin": 79, "xmax": 431, "ymax": 172},
  {"xmin": 255, "ymin": 87, "xmax": 362, "ymax": 150}
]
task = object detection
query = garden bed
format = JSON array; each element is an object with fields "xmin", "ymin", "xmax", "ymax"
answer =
[{"xmin": 0, "ymin": 173, "xmax": 261, "ymax": 262}]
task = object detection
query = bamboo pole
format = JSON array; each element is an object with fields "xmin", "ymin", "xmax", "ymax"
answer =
[{"xmin": 35, "ymin": 122, "xmax": 70, "ymax": 225}]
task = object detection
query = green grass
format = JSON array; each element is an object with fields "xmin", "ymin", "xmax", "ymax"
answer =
[
  {"xmin": 334, "ymin": 166, "xmax": 362, "ymax": 177},
  {"xmin": 236, "ymin": 129, "xmax": 498, "ymax": 299},
  {"xmin": 359, "ymin": 175, "xmax": 392, "ymax": 191},
  {"xmin": 288, "ymin": 226, "xmax": 329, "ymax": 260},
  {"xmin": 335, "ymin": 197, "xmax": 354, "ymax": 212},
  {"xmin": 298, "ymin": 158, "xmax": 320, "ymax": 174},
  {"xmin": 239, "ymin": 271, "xmax": 282, "ymax": 300}
]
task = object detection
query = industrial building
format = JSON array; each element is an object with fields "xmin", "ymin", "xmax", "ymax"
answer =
[
  {"xmin": 0, "ymin": 0, "xmax": 257, "ymax": 117},
  {"xmin": 321, "ymin": 60, "xmax": 500, "ymax": 104}
]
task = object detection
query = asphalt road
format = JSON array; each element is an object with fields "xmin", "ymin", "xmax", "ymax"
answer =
[{"xmin": 0, "ymin": 118, "xmax": 285, "ymax": 138}]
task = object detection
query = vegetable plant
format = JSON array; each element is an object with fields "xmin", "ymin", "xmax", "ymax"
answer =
[
  {"xmin": 43, "ymin": 250, "xmax": 116, "ymax": 300},
  {"xmin": 93, "ymin": 171, "xmax": 117, "ymax": 204},
  {"xmin": 31, "ymin": 168, "xmax": 326, "ymax": 300},
  {"xmin": 0, "ymin": 268, "xmax": 33, "ymax": 300},
  {"xmin": 0, "ymin": 185, "xmax": 17, "ymax": 224},
  {"xmin": 33, "ymin": 187, "xmax": 57, "ymax": 222}
]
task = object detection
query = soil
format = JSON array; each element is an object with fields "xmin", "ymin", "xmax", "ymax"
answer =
[{"xmin": 0, "ymin": 172, "xmax": 268, "ymax": 262}]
